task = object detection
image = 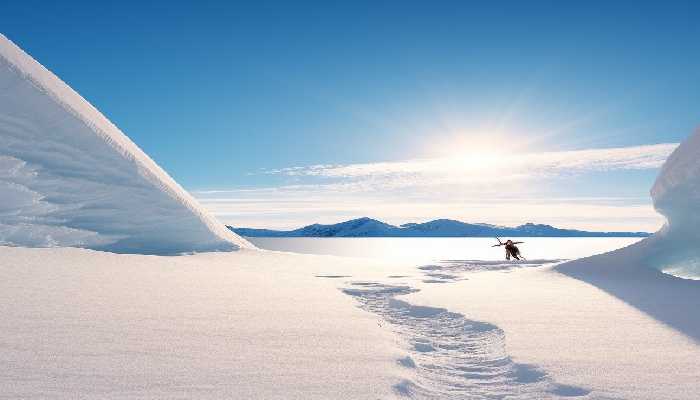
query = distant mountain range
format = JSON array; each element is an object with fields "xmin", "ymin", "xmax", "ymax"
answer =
[{"xmin": 228, "ymin": 217, "xmax": 650, "ymax": 238}]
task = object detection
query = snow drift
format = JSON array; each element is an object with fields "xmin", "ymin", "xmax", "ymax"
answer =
[
  {"xmin": 0, "ymin": 34, "xmax": 251, "ymax": 254},
  {"xmin": 557, "ymin": 127, "xmax": 700, "ymax": 343},
  {"xmin": 562, "ymin": 127, "xmax": 700, "ymax": 279},
  {"xmin": 645, "ymin": 127, "xmax": 700, "ymax": 278}
]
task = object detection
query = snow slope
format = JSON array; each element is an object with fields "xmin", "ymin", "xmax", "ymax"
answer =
[{"xmin": 0, "ymin": 34, "xmax": 251, "ymax": 254}]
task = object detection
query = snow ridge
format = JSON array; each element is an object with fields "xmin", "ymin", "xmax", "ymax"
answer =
[{"xmin": 0, "ymin": 34, "xmax": 252, "ymax": 253}]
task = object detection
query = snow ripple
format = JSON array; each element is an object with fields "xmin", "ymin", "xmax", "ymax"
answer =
[{"xmin": 342, "ymin": 282, "xmax": 593, "ymax": 399}]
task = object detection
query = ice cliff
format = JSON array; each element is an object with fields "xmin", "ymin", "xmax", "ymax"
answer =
[{"xmin": 0, "ymin": 34, "xmax": 252, "ymax": 254}]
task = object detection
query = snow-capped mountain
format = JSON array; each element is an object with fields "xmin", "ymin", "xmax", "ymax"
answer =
[{"xmin": 230, "ymin": 217, "xmax": 650, "ymax": 237}]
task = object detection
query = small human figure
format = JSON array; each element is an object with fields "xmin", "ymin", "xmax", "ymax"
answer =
[
  {"xmin": 492, "ymin": 237, "xmax": 524, "ymax": 260},
  {"xmin": 504, "ymin": 240, "xmax": 521, "ymax": 260}
]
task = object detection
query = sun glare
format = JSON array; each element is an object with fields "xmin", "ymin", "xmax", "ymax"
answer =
[
  {"xmin": 429, "ymin": 131, "xmax": 528, "ymax": 160},
  {"xmin": 446, "ymin": 152, "xmax": 504, "ymax": 172}
]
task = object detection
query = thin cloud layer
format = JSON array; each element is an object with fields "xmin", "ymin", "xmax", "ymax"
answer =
[{"xmin": 267, "ymin": 143, "xmax": 677, "ymax": 186}]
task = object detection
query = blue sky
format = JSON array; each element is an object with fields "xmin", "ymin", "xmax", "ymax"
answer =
[{"xmin": 2, "ymin": 1, "xmax": 699, "ymax": 231}]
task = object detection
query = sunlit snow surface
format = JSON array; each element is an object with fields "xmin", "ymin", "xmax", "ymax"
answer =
[
  {"xmin": 0, "ymin": 247, "xmax": 409, "ymax": 399},
  {"xmin": 336, "ymin": 256, "xmax": 700, "ymax": 399},
  {"xmin": 342, "ymin": 261, "xmax": 592, "ymax": 399},
  {"xmin": 0, "ymin": 34, "xmax": 251, "ymax": 253}
]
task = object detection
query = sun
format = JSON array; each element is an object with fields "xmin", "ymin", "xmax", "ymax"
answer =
[
  {"xmin": 429, "ymin": 131, "xmax": 527, "ymax": 160},
  {"xmin": 444, "ymin": 151, "xmax": 505, "ymax": 172}
]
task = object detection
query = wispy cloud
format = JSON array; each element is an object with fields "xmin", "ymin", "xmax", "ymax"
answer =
[
  {"xmin": 194, "ymin": 143, "xmax": 677, "ymax": 232},
  {"xmin": 266, "ymin": 143, "xmax": 677, "ymax": 187}
]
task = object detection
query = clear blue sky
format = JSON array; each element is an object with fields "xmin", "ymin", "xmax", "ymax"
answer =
[{"xmin": 2, "ymin": 1, "xmax": 699, "ymax": 230}]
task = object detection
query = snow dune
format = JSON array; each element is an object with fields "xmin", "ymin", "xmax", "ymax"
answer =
[{"xmin": 0, "ymin": 34, "xmax": 251, "ymax": 254}]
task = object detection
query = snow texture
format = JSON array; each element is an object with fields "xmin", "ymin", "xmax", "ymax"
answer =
[
  {"xmin": 409, "ymin": 259, "xmax": 700, "ymax": 400},
  {"xmin": 0, "ymin": 34, "xmax": 251, "ymax": 254},
  {"xmin": 0, "ymin": 247, "xmax": 407, "ymax": 399},
  {"xmin": 342, "ymin": 280, "xmax": 590, "ymax": 399}
]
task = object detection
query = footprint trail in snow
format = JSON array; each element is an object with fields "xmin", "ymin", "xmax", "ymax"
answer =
[{"xmin": 339, "ymin": 259, "xmax": 603, "ymax": 399}]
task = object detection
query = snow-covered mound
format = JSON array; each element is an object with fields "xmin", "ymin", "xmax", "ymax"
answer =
[
  {"xmin": 557, "ymin": 128, "xmax": 700, "ymax": 344},
  {"xmin": 0, "ymin": 34, "xmax": 252, "ymax": 254},
  {"xmin": 558, "ymin": 128, "xmax": 700, "ymax": 280}
]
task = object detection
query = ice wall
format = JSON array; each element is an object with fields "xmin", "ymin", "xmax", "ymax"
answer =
[
  {"xmin": 558, "ymin": 128, "xmax": 700, "ymax": 280},
  {"xmin": 0, "ymin": 34, "xmax": 253, "ymax": 254},
  {"xmin": 651, "ymin": 128, "xmax": 700, "ymax": 233},
  {"xmin": 645, "ymin": 127, "xmax": 700, "ymax": 278}
]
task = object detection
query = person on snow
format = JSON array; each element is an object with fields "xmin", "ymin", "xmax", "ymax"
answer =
[
  {"xmin": 504, "ymin": 240, "xmax": 521, "ymax": 260},
  {"xmin": 492, "ymin": 238, "xmax": 524, "ymax": 260}
]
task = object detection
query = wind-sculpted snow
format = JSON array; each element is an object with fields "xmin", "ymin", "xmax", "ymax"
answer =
[
  {"xmin": 0, "ymin": 34, "xmax": 251, "ymax": 254},
  {"xmin": 561, "ymin": 128, "xmax": 700, "ymax": 279},
  {"xmin": 342, "ymin": 281, "xmax": 592, "ymax": 399},
  {"xmin": 560, "ymin": 129, "xmax": 700, "ymax": 279},
  {"xmin": 644, "ymin": 128, "xmax": 700, "ymax": 278},
  {"xmin": 652, "ymin": 128, "xmax": 700, "ymax": 227},
  {"xmin": 557, "ymin": 128, "xmax": 700, "ymax": 343}
]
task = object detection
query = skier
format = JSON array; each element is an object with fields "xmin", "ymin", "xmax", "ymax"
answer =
[{"xmin": 492, "ymin": 237, "xmax": 524, "ymax": 260}]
